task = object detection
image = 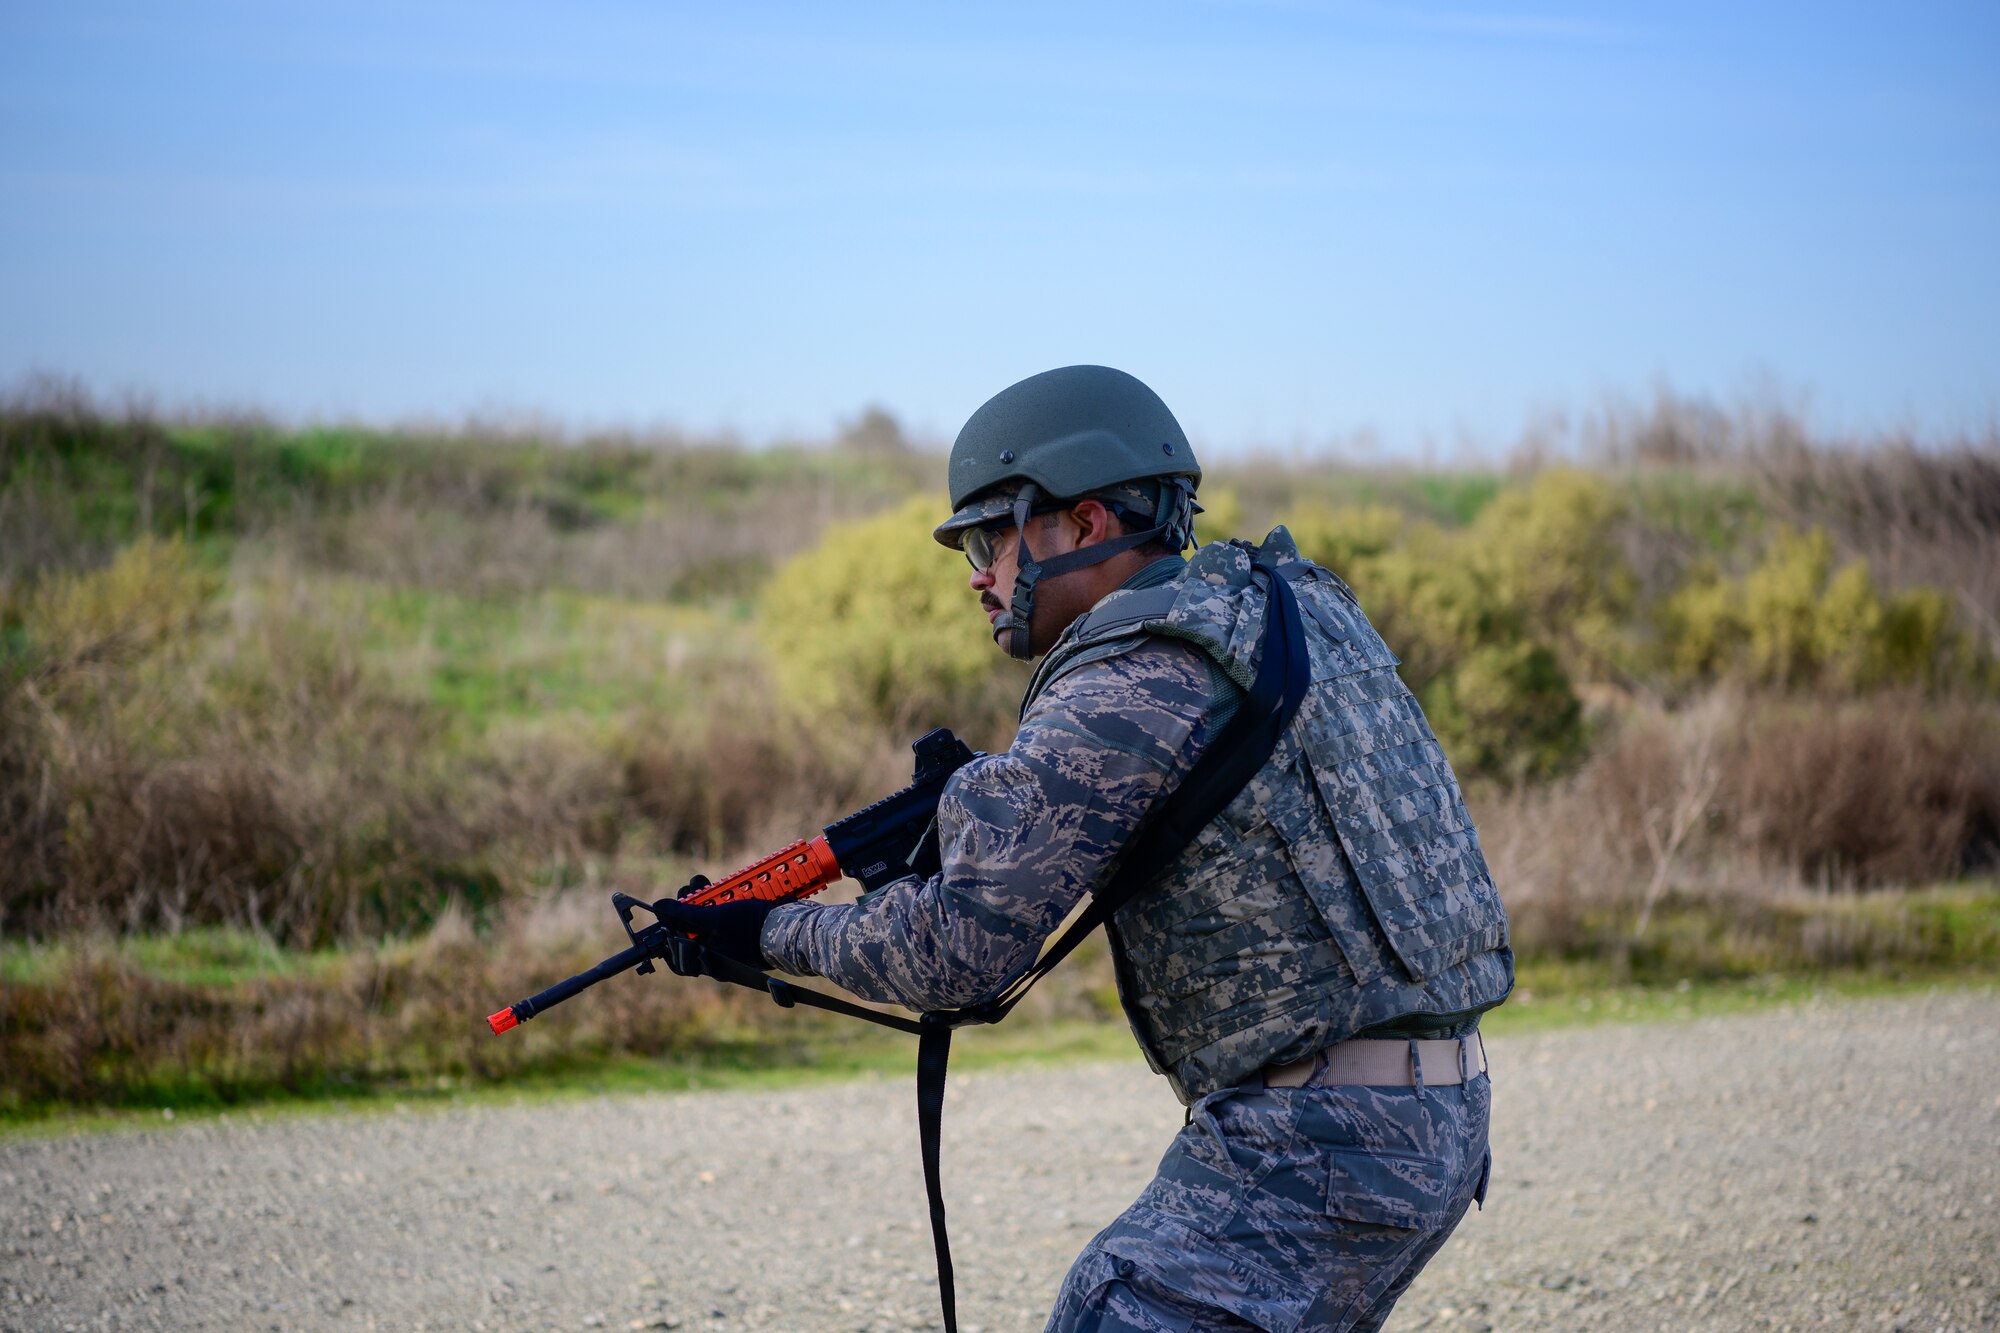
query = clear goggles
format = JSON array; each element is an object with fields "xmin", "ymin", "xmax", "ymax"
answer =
[
  {"xmin": 962, "ymin": 519, "xmax": 1020, "ymax": 572},
  {"xmin": 961, "ymin": 501, "xmax": 1144, "ymax": 571}
]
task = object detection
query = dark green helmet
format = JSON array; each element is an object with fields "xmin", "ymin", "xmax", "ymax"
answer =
[
  {"xmin": 934, "ymin": 365, "xmax": 1201, "ymax": 549},
  {"xmin": 937, "ymin": 366, "xmax": 1203, "ymax": 660}
]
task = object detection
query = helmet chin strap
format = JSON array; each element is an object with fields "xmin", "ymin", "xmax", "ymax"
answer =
[
  {"xmin": 995, "ymin": 484, "xmax": 1042, "ymax": 660},
  {"xmin": 995, "ymin": 479, "xmax": 1197, "ymax": 661}
]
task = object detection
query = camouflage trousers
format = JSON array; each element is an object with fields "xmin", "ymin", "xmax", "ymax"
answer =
[{"xmin": 1045, "ymin": 1065, "xmax": 1492, "ymax": 1333}]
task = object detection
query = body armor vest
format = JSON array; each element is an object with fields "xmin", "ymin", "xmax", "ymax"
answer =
[{"xmin": 1021, "ymin": 529, "xmax": 1514, "ymax": 1102}]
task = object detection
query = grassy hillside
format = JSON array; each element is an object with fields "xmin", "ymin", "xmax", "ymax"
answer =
[{"xmin": 3, "ymin": 383, "xmax": 1997, "ymax": 1116}]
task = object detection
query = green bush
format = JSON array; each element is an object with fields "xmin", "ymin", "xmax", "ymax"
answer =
[
  {"xmin": 1465, "ymin": 469, "xmax": 1636, "ymax": 683},
  {"xmin": 1193, "ymin": 485, "xmax": 1244, "ymax": 547},
  {"xmin": 1282, "ymin": 501, "xmax": 1404, "ymax": 577},
  {"xmin": 1654, "ymin": 525, "xmax": 1985, "ymax": 692},
  {"xmin": 23, "ymin": 533, "xmax": 218, "ymax": 670},
  {"xmin": 757, "ymin": 496, "xmax": 1019, "ymax": 735},
  {"xmin": 1280, "ymin": 473, "xmax": 1614, "ymax": 781},
  {"xmin": 1422, "ymin": 641, "xmax": 1582, "ymax": 783},
  {"xmin": 1653, "ymin": 564, "xmax": 1743, "ymax": 683},
  {"xmin": 1740, "ymin": 526, "xmax": 1833, "ymax": 686},
  {"xmin": 1344, "ymin": 538, "xmax": 1496, "ymax": 691},
  {"xmin": 1280, "ymin": 469, "xmax": 1988, "ymax": 781}
]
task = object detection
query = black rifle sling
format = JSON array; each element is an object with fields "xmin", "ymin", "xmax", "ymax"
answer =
[
  {"xmin": 914, "ymin": 557, "xmax": 1311, "ymax": 1333},
  {"xmin": 688, "ymin": 557, "xmax": 1312, "ymax": 1333},
  {"xmin": 692, "ymin": 952, "xmax": 928, "ymax": 1035}
]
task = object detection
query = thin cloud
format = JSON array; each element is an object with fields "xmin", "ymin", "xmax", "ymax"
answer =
[{"xmin": 1204, "ymin": 0, "xmax": 1643, "ymax": 43}]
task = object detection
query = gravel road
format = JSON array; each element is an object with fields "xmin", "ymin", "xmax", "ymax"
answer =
[{"xmin": 5, "ymin": 990, "xmax": 1997, "ymax": 1333}]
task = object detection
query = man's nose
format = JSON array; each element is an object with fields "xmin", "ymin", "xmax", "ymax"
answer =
[{"xmin": 969, "ymin": 564, "xmax": 994, "ymax": 591}]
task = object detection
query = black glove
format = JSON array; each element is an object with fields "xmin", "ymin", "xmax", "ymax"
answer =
[{"xmin": 650, "ymin": 896, "xmax": 778, "ymax": 975}]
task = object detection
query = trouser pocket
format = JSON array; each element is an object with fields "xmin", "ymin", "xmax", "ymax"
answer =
[
  {"xmin": 1047, "ymin": 1213, "xmax": 1314, "ymax": 1333},
  {"xmin": 1323, "ymin": 1146, "xmax": 1455, "ymax": 1231},
  {"xmin": 1051, "ymin": 1245, "xmax": 1198, "ymax": 1333}
]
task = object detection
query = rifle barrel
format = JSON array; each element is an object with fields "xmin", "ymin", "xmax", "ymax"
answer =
[{"xmin": 488, "ymin": 940, "xmax": 654, "ymax": 1034}]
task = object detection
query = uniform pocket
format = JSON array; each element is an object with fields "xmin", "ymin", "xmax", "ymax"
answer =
[
  {"xmin": 1057, "ymin": 1246, "xmax": 1197, "ymax": 1333},
  {"xmin": 1323, "ymin": 1147, "xmax": 1455, "ymax": 1231},
  {"xmin": 1089, "ymin": 1215, "xmax": 1315, "ymax": 1333}
]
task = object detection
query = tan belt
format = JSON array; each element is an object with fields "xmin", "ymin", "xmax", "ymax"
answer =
[{"xmin": 1261, "ymin": 1035, "xmax": 1487, "ymax": 1089}]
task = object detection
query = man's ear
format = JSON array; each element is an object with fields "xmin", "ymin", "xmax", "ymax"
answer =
[{"xmin": 1065, "ymin": 498, "xmax": 1116, "ymax": 547}]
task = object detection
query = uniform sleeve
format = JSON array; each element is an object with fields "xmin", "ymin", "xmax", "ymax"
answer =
[{"xmin": 759, "ymin": 638, "xmax": 1215, "ymax": 1010}]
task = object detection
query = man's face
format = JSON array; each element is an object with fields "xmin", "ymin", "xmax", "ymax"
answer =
[
  {"xmin": 964, "ymin": 504, "xmax": 1110, "ymax": 655},
  {"xmin": 965, "ymin": 515, "xmax": 1041, "ymax": 641}
]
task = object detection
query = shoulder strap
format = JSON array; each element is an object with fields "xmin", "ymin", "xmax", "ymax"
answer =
[{"xmin": 915, "ymin": 557, "xmax": 1312, "ymax": 1333}]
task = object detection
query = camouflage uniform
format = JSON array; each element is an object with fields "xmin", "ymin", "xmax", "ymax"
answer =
[{"xmin": 763, "ymin": 530, "xmax": 1510, "ymax": 1332}]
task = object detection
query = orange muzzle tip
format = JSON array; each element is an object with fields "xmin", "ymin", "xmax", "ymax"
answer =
[{"xmin": 487, "ymin": 1008, "xmax": 520, "ymax": 1035}]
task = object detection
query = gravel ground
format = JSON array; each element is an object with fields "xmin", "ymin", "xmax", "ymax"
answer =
[{"xmin": 4, "ymin": 989, "xmax": 1997, "ymax": 1333}]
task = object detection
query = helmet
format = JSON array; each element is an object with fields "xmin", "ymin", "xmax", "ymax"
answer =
[
  {"xmin": 934, "ymin": 364, "xmax": 1201, "ymax": 548},
  {"xmin": 936, "ymin": 366, "xmax": 1202, "ymax": 659}
]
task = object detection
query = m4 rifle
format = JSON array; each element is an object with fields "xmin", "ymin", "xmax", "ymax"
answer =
[{"xmin": 487, "ymin": 727, "xmax": 976, "ymax": 1035}]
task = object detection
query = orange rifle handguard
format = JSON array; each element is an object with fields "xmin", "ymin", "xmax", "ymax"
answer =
[{"xmin": 679, "ymin": 834, "xmax": 844, "ymax": 907}]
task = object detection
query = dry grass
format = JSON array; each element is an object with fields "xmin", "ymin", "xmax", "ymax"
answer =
[
  {"xmin": 0, "ymin": 893, "xmax": 755, "ymax": 1110},
  {"xmin": 1481, "ymin": 690, "xmax": 2000, "ymax": 964},
  {"xmin": 283, "ymin": 477, "xmax": 900, "ymax": 603},
  {"xmin": 1526, "ymin": 389, "xmax": 2000, "ymax": 656},
  {"xmin": 1, "ymin": 375, "xmax": 939, "ymax": 606},
  {"xmin": 625, "ymin": 701, "xmax": 846, "ymax": 862},
  {"xmin": 1745, "ymin": 439, "xmax": 2000, "ymax": 658},
  {"xmin": 0, "ymin": 886, "xmax": 1123, "ymax": 1114},
  {"xmin": 0, "ymin": 529, "xmax": 967, "ymax": 946},
  {"xmin": 1730, "ymin": 695, "xmax": 2000, "ymax": 886}
]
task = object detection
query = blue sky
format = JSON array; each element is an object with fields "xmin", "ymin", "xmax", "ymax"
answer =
[{"xmin": 2, "ymin": 1, "xmax": 1995, "ymax": 452}]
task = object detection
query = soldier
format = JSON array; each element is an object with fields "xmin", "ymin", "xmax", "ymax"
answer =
[{"xmin": 657, "ymin": 365, "xmax": 1513, "ymax": 1332}]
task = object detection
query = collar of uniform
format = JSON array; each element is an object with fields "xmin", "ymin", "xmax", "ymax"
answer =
[{"xmin": 1119, "ymin": 553, "xmax": 1187, "ymax": 592}]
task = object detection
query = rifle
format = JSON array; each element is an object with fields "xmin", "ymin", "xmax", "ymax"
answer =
[{"xmin": 486, "ymin": 727, "xmax": 977, "ymax": 1035}]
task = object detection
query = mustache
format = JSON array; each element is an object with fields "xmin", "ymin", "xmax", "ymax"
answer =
[{"xmin": 981, "ymin": 593, "xmax": 1003, "ymax": 614}]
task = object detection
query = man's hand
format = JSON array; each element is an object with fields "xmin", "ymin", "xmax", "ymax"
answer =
[{"xmin": 650, "ymin": 897, "xmax": 778, "ymax": 974}]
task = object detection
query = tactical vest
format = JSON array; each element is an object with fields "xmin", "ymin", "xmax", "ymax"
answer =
[{"xmin": 1021, "ymin": 529, "xmax": 1515, "ymax": 1102}]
